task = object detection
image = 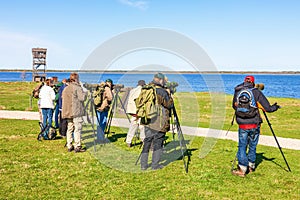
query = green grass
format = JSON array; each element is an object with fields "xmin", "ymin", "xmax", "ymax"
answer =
[
  {"xmin": 0, "ymin": 82, "xmax": 299, "ymax": 139},
  {"xmin": 0, "ymin": 119, "xmax": 299, "ymax": 199},
  {"xmin": 0, "ymin": 82, "xmax": 40, "ymax": 111}
]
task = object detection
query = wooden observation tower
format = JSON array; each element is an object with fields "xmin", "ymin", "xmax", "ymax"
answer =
[{"xmin": 32, "ymin": 48, "xmax": 47, "ymax": 82}]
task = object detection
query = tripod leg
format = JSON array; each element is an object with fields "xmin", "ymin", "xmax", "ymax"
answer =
[
  {"xmin": 135, "ymin": 141, "xmax": 144, "ymax": 165},
  {"xmin": 104, "ymin": 92, "xmax": 117, "ymax": 136},
  {"xmin": 231, "ymin": 152, "xmax": 238, "ymax": 172},
  {"xmin": 172, "ymin": 106, "xmax": 189, "ymax": 173},
  {"xmin": 263, "ymin": 111, "xmax": 291, "ymax": 172},
  {"xmin": 117, "ymin": 94, "xmax": 131, "ymax": 122}
]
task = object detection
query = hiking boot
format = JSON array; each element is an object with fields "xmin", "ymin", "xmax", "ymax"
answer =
[
  {"xmin": 68, "ymin": 145, "xmax": 74, "ymax": 152},
  {"xmin": 152, "ymin": 165, "xmax": 164, "ymax": 170},
  {"xmin": 74, "ymin": 146, "xmax": 86, "ymax": 153},
  {"xmin": 141, "ymin": 164, "xmax": 149, "ymax": 171},
  {"xmin": 231, "ymin": 168, "xmax": 246, "ymax": 178}
]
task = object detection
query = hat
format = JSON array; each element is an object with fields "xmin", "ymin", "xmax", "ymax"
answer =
[
  {"xmin": 154, "ymin": 73, "xmax": 165, "ymax": 80},
  {"xmin": 244, "ymin": 75, "xmax": 255, "ymax": 83},
  {"xmin": 137, "ymin": 80, "xmax": 146, "ymax": 86},
  {"xmin": 105, "ymin": 79, "xmax": 113, "ymax": 84}
]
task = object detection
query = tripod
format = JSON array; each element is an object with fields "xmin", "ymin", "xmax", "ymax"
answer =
[
  {"xmin": 230, "ymin": 111, "xmax": 292, "ymax": 172},
  {"xmin": 262, "ymin": 110, "xmax": 291, "ymax": 172},
  {"xmin": 171, "ymin": 106, "xmax": 190, "ymax": 173},
  {"xmin": 135, "ymin": 106, "xmax": 190, "ymax": 173},
  {"xmin": 105, "ymin": 88, "xmax": 131, "ymax": 136},
  {"xmin": 82, "ymin": 91, "xmax": 99, "ymax": 150}
]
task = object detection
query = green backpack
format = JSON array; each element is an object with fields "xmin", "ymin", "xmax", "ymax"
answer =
[
  {"xmin": 93, "ymin": 82, "xmax": 106, "ymax": 107},
  {"xmin": 135, "ymin": 84, "xmax": 161, "ymax": 125}
]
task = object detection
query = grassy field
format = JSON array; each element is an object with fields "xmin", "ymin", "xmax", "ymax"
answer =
[
  {"xmin": 0, "ymin": 82, "xmax": 299, "ymax": 199},
  {"xmin": 0, "ymin": 82, "xmax": 299, "ymax": 139},
  {"xmin": 0, "ymin": 119, "xmax": 299, "ymax": 199}
]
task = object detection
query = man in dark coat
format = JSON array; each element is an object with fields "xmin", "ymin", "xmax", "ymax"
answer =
[
  {"xmin": 231, "ymin": 75, "xmax": 280, "ymax": 177},
  {"xmin": 140, "ymin": 73, "xmax": 173, "ymax": 170}
]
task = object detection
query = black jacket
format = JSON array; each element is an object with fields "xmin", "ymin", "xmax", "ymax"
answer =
[
  {"xmin": 232, "ymin": 82, "xmax": 278, "ymax": 125},
  {"xmin": 148, "ymin": 81, "xmax": 173, "ymax": 132}
]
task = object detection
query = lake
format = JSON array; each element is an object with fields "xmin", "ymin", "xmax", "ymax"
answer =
[{"xmin": 1, "ymin": 71, "xmax": 299, "ymax": 99}]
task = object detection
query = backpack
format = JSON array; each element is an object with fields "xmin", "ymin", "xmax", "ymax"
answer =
[
  {"xmin": 235, "ymin": 88, "xmax": 258, "ymax": 119},
  {"xmin": 93, "ymin": 82, "xmax": 106, "ymax": 107},
  {"xmin": 48, "ymin": 127, "xmax": 57, "ymax": 140},
  {"xmin": 135, "ymin": 84, "xmax": 161, "ymax": 125}
]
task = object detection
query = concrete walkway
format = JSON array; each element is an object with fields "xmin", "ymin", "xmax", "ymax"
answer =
[{"xmin": 1, "ymin": 110, "xmax": 299, "ymax": 150}]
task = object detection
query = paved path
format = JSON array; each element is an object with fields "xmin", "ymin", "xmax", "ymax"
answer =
[{"xmin": 1, "ymin": 110, "xmax": 299, "ymax": 150}]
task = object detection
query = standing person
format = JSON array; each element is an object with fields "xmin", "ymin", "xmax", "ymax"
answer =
[
  {"xmin": 62, "ymin": 73, "xmax": 87, "ymax": 152},
  {"xmin": 94, "ymin": 79, "xmax": 113, "ymax": 142},
  {"xmin": 58, "ymin": 78, "xmax": 69, "ymax": 137},
  {"xmin": 39, "ymin": 78, "xmax": 56, "ymax": 139},
  {"xmin": 125, "ymin": 80, "xmax": 146, "ymax": 147},
  {"xmin": 231, "ymin": 75, "xmax": 280, "ymax": 177},
  {"xmin": 140, "ymin": 73, "xmax": 173, "ymax": 170},
  {"xmin": 53, "ymin": 80, "xmax": 64, "ymax": 129}
]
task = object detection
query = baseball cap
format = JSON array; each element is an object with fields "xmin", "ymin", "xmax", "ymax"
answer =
[
  {"xmin": 105, "ymin": 79, "xmax": 113, "ymax": 84},
  {"xmin": 244, "ymin": 75, "xmax": 255, "ymax": 83},
  {"xmin": 154, "ymin": 73, "xmax": 165, "ymax": 80}
]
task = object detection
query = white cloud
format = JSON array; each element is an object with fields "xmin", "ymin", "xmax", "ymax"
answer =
[{"xmin": 119, "ymin": 0, "xmax": 149, "ymax": 10}]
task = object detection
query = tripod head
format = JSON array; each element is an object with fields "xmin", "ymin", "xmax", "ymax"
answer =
[{"xmin": 113, "ymin": 84, "xmax": 124, "ymax": 92}]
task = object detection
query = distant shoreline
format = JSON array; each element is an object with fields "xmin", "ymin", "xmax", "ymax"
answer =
[{"xmin": 0, "ymin": 69, "xmax": 299, "ymax": 74}]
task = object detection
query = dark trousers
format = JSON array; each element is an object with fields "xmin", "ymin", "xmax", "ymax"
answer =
[
  {"xmin": 59, "ymin": 111, "xmax": 67, "ymax": 136},
  {"xmin": 141, "ymin": 127, "xmax": 165, "ymax": 169}
]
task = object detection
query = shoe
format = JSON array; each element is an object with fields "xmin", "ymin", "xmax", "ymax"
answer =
[
  {"xmin": 141, "ymin": 164, "xmax": 149, "ymax": 171},
  {"xmin": 37, "ymin": 134, "xmax": 43, "ymax": 141},
  {"xmin": 127, "ymin": 143, "xmax": 132, "ymax": 148},
  {"xmin": 248, "ymin": 167, "xmax": 255, "ymax": 173},
  {"xmin": 68, "ymin": 145, "xmax": 74, "ymax": 152},
  {"xmin": 152, "ymin": 165, "xmax": 164, "ymax": 170},
  {"xmin": 231, "ymin": 168, "xmax": 246, "ymax": 178},
  {"xmin": 74, "ymin": 146, "xmax": 86, "ymax": 153}
]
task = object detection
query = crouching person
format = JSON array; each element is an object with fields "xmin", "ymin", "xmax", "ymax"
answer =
[{"xmin": 62, "ymin": 73, "xmax": 87, "ymax": 153}]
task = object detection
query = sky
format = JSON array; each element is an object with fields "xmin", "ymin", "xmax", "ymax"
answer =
[{"xmin": 0, "ymin": 0, "xmax": 299, "ymax": 72}]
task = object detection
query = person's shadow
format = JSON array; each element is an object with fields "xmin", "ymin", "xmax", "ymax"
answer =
[{"xmin": 256, "ymin": 152, "xmax": 289, "ymax": 172}]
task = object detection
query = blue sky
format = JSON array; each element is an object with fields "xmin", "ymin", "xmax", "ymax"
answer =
[{"xmin": 0, "ymin": 0, "xmax": 299, "ymax": 71}]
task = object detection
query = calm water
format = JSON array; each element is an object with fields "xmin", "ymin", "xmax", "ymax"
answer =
[{"xmin": 1, "ymin": 72, "xmax": 299, "ymax": 99}]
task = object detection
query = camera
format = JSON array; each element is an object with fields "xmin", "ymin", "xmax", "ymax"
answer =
[
  {"xmin": 83, "ymin": 83, "xmax": 99, "ymax": 91},
  {"xmin": 165, "ymin": 81, "xmax": 179, "ymax": 94},
  {"xmin": 113, "ymin": 84, "xmax": 125, "ymax": 91},
  {"xmin": 255, "ymin": 83, "xmax": 264, "ymax": 91}
]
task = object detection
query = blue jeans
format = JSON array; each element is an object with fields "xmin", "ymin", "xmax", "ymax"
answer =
[
  {"xmin": 96, "ymin": 110, "xmax": 108, "ymax": 141},
  {"xmin": 42, "ymin": 108, "xmax": 53, "ymax": 138},
  {"xmin": 237, "ymin": 127, "xmax": 260, "ymax": 170}
]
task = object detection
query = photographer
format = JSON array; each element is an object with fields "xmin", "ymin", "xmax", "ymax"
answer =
[
  {"xmin": 231, "ymin": 75, "xmax": 280, "ymax": 177},
  {"xmin": 62, "ymin": 73, "xmax": 87, "ymax": 153},
  {"xmin": 125, "ymin": 80, "xmax": 146, "ymax": 147},
  {"xmin": 140, "ymin": 73, "xmax": 174, "ymax": 170},
  {"xmin": 94, "ymin": 79, "xmax": 113, "ymax": 142},
  {"xmin": 39, "ymin": 78, "xmax": 56, "ymax": 140}
]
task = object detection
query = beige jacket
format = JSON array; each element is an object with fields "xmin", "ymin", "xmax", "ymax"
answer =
[
  {"xmin": 62, "ymin": 82, "xmax": 87, "ymax": 119},
  {"xmin": 126, "ymin": 85, "xmax": 142, "ymax": 115},
  {"xmin": 96, "ymin": 86, "xmax": 113, "ymax": 112}
]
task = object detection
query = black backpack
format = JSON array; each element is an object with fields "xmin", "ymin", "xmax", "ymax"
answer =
[{"xmin": 235, "ymin": 88, "xmax": 258, "ymax": 119}]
